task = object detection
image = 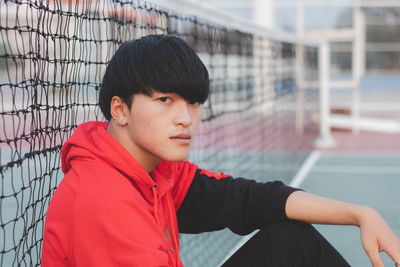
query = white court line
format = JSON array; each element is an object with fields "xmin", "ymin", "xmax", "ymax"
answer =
[
  {"xmin": 217, "ymin": 150, "xmax": 321, "ymax": 267},
  {"xmin": 289, "ymin": 151, "xmax": 321, "ymax": 188}
]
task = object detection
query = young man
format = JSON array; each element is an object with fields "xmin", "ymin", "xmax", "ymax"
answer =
[{"xmin": 42, "ymin": 34, "xmax": 400, "ymax": 267}]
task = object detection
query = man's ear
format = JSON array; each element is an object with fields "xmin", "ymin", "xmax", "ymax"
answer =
[{"xmin": 110, "ymin": 96, "xmax": 128, "ymax": 127}]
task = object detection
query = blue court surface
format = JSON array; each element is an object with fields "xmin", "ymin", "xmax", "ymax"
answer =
[{"xmin": 299, "ymin": 152, "xmax": 400, "ymax": 266}]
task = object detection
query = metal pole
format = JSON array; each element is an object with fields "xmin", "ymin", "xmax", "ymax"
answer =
[
  {"xmin": 315, "ymin": 40, "xmax": 336, "ymax": 147},
  {"xmin": 352, "ymin": 0, "xmax": 362, "ymax": 134},
  {"xmin": 295, "ymin": 0, "xmax": 305, "ymax": 133}
]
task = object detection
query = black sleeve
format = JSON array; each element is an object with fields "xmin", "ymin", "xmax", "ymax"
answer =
[{"xmin": 177, "ymin": 169, "xmax": 301, "ymax": 235}]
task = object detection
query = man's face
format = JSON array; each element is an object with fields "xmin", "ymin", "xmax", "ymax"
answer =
[{"xmin": 124, "ymin": 92, "xmax": 202, "ymax": 168}]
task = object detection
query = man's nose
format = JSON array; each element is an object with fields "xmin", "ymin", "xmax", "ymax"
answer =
[{"xmin": 173, "ymin": 102, "xmax": 192, "ymax": 127}]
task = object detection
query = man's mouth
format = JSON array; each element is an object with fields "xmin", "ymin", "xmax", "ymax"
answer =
[{"xmin": 170, "ymin": 134, "xmax": 191, "ymax": 144}]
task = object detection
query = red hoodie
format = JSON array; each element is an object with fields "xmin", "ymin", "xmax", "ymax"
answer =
[{"xmin": 42, "ymin": 121, "xmax": 198, "ymax": 267}]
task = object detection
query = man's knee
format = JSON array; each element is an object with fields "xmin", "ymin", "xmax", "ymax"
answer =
[
  {"xmin": 223, "ymin": 221, "xmax": 349, "ymax": 267},
  {"xmin": 258, "ymin": 220, "xmax": 317, "ymax": 247},
  {"xmin": 254, "ymin": 221, "xmax": 350, "ymax": 267}
]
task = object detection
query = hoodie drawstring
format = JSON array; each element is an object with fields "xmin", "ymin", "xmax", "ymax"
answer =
[
  {"xmin": 151, "ymin": 185, "xmax": 161, "ymax": 226},
  {"xmin": 166, "ymin": 193, "xmax": 180, "ymax": 267},
  {"xmin": 151, "ymin": 185, "xmax": 179, "ymax": 267}
]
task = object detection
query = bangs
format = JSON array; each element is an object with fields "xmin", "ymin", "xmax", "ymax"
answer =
[{"xmin": 130, "ymin": 35, "xmax": 209, "ymax": 104}]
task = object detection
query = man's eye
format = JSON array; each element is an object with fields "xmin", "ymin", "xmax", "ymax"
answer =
[
  {"xmin": 158, "ymin": 97, "xmax": 170, "ymax": 103},
  {"xmin": 189, "ymin": 100, "xmax": 201, "ymax": 106},
  {"xmin": 191, "ymin": 102, "xmax": 201, "ymax": 108}
]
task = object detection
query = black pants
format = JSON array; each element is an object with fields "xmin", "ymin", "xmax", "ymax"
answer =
[{"xmin": 222, "ymin": 221, "xmax": 350, "ymax": 267}]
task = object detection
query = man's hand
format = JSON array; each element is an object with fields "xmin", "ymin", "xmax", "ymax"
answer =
[
  {"xmin": 285, "ymin": 191, "xmax": 400, "ymax": 266},
  {"xmin": 357, "ymin": 207, "xmax": 400, "ymax": 267}
]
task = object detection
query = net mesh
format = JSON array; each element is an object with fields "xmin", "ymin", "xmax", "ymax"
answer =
[{"xmin": 0, "ymin": 0, "xmax": 319, "ymax": 266}]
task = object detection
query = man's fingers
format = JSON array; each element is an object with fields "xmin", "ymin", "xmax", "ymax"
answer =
[
  {"xmin": 367, "ymin": 250, "xmax": 384, "ymax": 267},
  {"xmin": 363, "ymin": 239, "xmax": 384, "ymax": 267},
  {"xmin": 383, "ymin": 247, "xmax": 400, "ymax": 267},
  {"xmin": 386, "ymin": 235, "xmax": 400, "ymax": 265},
  {"xmin": 377, "ymin": 227, "xmax": 400, "ymax": 265}
]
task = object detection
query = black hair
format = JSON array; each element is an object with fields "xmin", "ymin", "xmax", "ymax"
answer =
[{"xmin": 99, "ymin": 34, "xmax": 210, "ymax": 120}]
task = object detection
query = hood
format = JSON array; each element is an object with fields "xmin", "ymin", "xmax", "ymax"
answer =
[{"xmin": 61, "ymin": 121, "xmax": 174, "ymax": 201}]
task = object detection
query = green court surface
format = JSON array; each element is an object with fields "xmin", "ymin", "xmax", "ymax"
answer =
[{"xmin": 300, "ymin": 153, "xmax": 400, "ymax": 266}]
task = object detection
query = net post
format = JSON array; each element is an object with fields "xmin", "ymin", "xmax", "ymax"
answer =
[
  {"xmin": 295, "ymin": 44, "xmax": 305, "ymax": 134},
  {"xmin": 295, "ymin": 0, "xmax": 305, "ymax": 134},
  {"xmin": 315, "ymin": 40, "xmax": 336, "ymax": 148},
  {"xmin": 352, "ymin": 1, "xmax": 364, "ymax": 135}
]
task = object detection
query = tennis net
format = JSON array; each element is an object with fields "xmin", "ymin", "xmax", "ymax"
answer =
[{"xmin": 0, "ymin": 0, "xmax": 320, "ymax": 266}]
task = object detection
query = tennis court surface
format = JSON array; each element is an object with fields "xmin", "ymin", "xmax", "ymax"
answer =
[{"xmin": 299, "ymin": 131, "xmax": 400, "ymax": 267}]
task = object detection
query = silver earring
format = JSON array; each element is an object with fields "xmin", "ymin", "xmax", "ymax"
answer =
[{"xmin": 114, "ymin": 118, "xmax": 123, "ymax": 128}]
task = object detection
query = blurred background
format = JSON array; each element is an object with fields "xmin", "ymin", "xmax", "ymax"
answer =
[{"xmin": 181, "ymin": 0, "xmax": 400, "ymax": 137}]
